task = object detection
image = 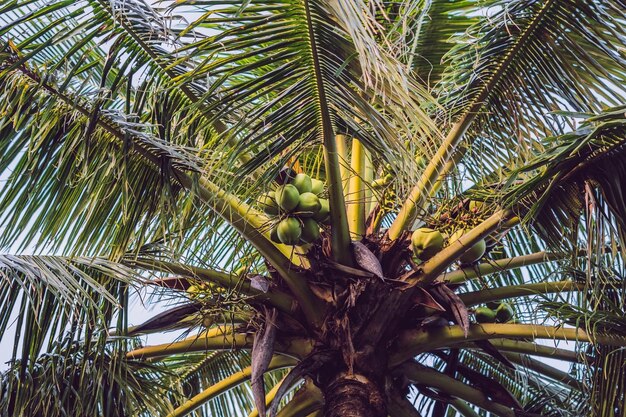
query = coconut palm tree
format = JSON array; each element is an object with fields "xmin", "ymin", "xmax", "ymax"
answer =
[{"xmin": 1, "ymin": 0, "xmax": 626, "ymax": 416}]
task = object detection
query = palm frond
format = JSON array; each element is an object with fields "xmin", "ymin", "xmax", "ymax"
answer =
[
  {"xmin": 382, "ymin": 0, "xmax": 482, "ymax": 88},
  {"xmin": 168, "ymin": 0, "xmax": 439, "ymax": 180},
  {"xmin": 0, "ymin": 255, "xmax": 144, "ymax": 364},
  {"xmin": 502, "ymin": 108, "xmax": 626, "ymax": 255},
  {"xmin": 1, "ymin": 337, "xmax": 177, "ymax": 417},
  {"xmin": 440, "ymin": 0, "xmax": 626, "ymax": 164},
  {"xmin": 0, "ymin": 68, "xmax": 189, "ymax": 258}
]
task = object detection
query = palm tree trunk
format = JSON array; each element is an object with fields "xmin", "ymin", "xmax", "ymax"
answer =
[{"xmin": 322, "ymin": 372, "xmax": 386, "ymax": 417}]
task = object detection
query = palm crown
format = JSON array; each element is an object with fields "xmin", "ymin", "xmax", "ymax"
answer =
[{"xmin": 1, "ymin": 0, "xmax": 626, "ymax": 416}]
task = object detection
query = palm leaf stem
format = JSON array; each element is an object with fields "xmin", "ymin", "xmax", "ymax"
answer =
[
  {"xmin": 303, "ymin": 0, "xmax": 351, "ymax": 265},
  {"xmin": 119, "ymin": 314, "xmax": 248, "ymax": 338},
  {"xmin": 413, "ymin": 209, "xmax": 515, "ymax": 285},
  {"xmin": 335, "ymin": 134, "xmax": 350, "ymax": 194},
  {"xmin": 398, "ymin": 362, "xmax": 515, "ymax": 417},
  {"xmin": 130, "ymin": 258, "xmax": 295, "ymax": 313},
  {"xmin": 126, "ymin": 331, "xmax": 313, "ymax": 360},
  {"xmin": 363, "ymin": 147, "xmax": 374, "ymax": 217},
  {"xmin": 388, "ymin": 0, "xmax": 557, "ymax": 239},
  {"xmin": 347, "ymin": 138, "xmax": 366, "ymax": 239},
  {"xmin": 459, "ymin": 281, "xmax": 584, "ymax": 307},
  {"xmin": 6, "ymin": 67, "xmax": 322, "ymax": 325},
  {"xmin": 464, "ymin": 340, "xmax": 583, "ymax": 364},
  {"xmin": 388, "ymin": 118, "xmax": 477, "ymax": 240},
  {"xmin": 391, "ymin": 324, "xmax": 626, "ymax": 366},
  {"xmin": 450, "ymin": 399, "xmax": 481, "ymax": 417},
  {"xmin": 503, "ymin": 352, "xmax": 583, "ymax": 390},
  {"xmin": 126, "ymin": 325, "xmax": 239, "ymax": 358},
  {"xmin": 275, "ymin": 381, "xmax": 323, "ymax": 417},
  {"xmin": 165, "ymin": 355, "xmax": 295, "ymax": 417},
  {"xmin": 440, "ymin": 251, "xmax": 566, "ymax": 284}
]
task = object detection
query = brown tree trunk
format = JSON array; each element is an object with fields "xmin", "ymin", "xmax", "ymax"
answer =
[{"xmin": 322, "ymin": 372, "xmax": 386, "ymax": 417}]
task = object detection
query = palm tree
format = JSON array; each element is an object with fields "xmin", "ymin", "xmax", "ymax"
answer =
[{"xmin": 1, "ymin": 0, "xmax": 626, "ymax": 415}]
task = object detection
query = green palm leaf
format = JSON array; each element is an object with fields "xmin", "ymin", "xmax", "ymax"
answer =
[{"xmin": 2, "ymin": 1, "xmax": 626, "ymax": 416}]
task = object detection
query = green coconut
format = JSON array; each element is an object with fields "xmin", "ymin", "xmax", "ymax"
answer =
[
  {"xmin": 485, "ymin": 300, "xmax": 501, "ymax": 310},
  {"xmin": 296, "ymin": 192, "xmax": 321, "ymax": 217},
  {"xmin": 299, "ymin": 218, "xmax": 321, "ymax": 243},
  {"xmin": 312, "ymin": 198, "xmax": 330, "ymax": 223},
  {"xmin": 311, "ymin": 178, "xmax": 324, "ymax": 195},
  {"xmin": 276, "ymin": 217, "xmax": 302, "ymax": 245},
  {"xmin": 258, "ymin": 191, "xmax": 279, "ymax": 215},
  {"xmin": 475, "ymin": 307, "xmax": 497, "ymax": 323},
  {"xmin": 291, "ymin": 173, "xmax": 312, "ymax": 194},
  {"xmin": 275, "ymin": 184, "xmax": 300, "ymax": 212},
  {"xmin": 448, "ymin": 229, "xmax": 486, "ymax": 264},
  {"xmin": 411, "ymin": 228, "xmax": 444, "ymax": 261},
  {"xmin": 495, "ymin": 303, "xmax": 515, "ymax": 323}
]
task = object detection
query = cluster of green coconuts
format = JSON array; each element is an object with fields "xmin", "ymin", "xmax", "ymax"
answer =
[
  {"xmin": 474, "ymin": 301, "xmax": 515, "ymax": 324},
  {"xmin": 410, "ymin": 227, "xmax": 487, "ymax": 264},
  {"xmin": 257, "ymin": 173, "xmax": 330, "ymax": 246}
]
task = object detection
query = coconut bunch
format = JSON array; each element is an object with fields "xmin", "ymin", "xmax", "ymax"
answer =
[
  {"xmin": 410, "ymin": 227, "xmax": 487, "ymax": 265},
  {"xmin": 257, "ymin": 173, "xmax": 330, "ymax": 246},
  {"xmin": 474, "ymin": 301, "xmax": 515, "ymax": 324}
]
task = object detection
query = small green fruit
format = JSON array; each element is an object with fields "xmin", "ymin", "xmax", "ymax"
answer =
[
  {"xmin": 496, "ymin": 303, "xmax": 514, "ymax": 323},
  {"xmin": 448, "ymin": 230, "xmax": 486, "ymax": 264},
  {"xmin": 469, "ymin": 200, "xmax": 485, "ymax": 213},
  {"xmin": 411, "ymin": 228, "xmax": 444, "ymax": 261},
  {"xmin": 371, "ymin": 178, "xmax": 387, "ymax": 189},
  {"xmin": 291, "ymin": 173, "xmax": 312, "ymax": 193},
  {"xmin": 275, "ymin": 184, "xmax": 300, "ymax": 211},
  {"xmin": 475, "ymin": 307, "xmax": 497, "ymax": 323},
  {"xmin": 415, "ymin": 155, "xmax": 426, "ymax": 169},
  {"xmin": 312, "ymin": 198, "xmax": 330, "ymax": 223},
  {"xmin": 296, "ymin": 192, "xmax": 321, "ymax": 217},
  {"xmin": 311, "ymin": 178, "xmax": 324, "ymax": 195},
  {"xmin": 300, "ymin": 218, "xmax": 320, "ymax": 243},
  {"xmin": 258, "ymin": 191, "xmax": 279, "ymax": 215},
  {"xmin": 276, "ymin": 217, "xmax": 302, "ymax": 245}
]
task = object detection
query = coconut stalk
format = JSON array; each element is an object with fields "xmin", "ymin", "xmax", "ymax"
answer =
[
  {"xmin": 347, "ymin": 138, "xmax": 366, "ymax": 239},
  {"xmin": 465, "ymin": 340, "xmax": 584, "ymax": 364},
  {"xmin": 398, "ymin": 362, "xmax": 516, "ymax": 417},
  {"xmin": 126, "ymin": 329, "xmax": 313, "ymax": 360},
  {"xmin": 166, "ymin": 356, "xmax": 296, "ymax": 417},
  {"xmin": 335, "ymin": 134, "xmax": 350, "ymax": 194},
  {"xmin": 363, "ymin": 147, "xmax": 374, "ymax": 218},
  {"xmin": 274, "ymin": 381, "xmax": 323, "ymax": 417},
  {"xmin": 391, "ymin": 324, "xmax": 626, "ymax": 366},
  {"xmin": 504, "ymin": 352, "xmax": 583, "ymax": 390},
  {"xmin": 459, "ymin": 280, "xmax": 584, "ymax": 307},
  {"xmin": 440, "ymin": 251, "xmax": 567, "ymax": 284},
  {"xmin": 450, "ymin": 400, "xmax": 481, "ymax": 417}
]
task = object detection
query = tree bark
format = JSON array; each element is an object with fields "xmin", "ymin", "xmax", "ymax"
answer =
[{"xmin": 322, "ymin": 372, "xmax": 386, "ymax": 417}]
